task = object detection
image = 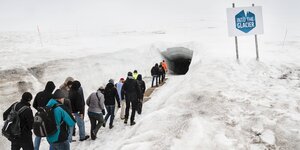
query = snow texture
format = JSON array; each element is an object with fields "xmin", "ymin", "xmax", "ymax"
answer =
[{"xmin": 1, "ymin": 0, "xmax": 300, "ymax": 150}]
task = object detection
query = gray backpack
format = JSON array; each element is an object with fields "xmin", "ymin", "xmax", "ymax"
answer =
[{"xmin": 2, "ymin": 103, "xmax": 28, "ymax": 141}]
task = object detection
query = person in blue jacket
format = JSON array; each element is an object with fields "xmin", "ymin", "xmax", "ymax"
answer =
[{"xmin": 46, "ymin": 89, "xmax": 76, "ymax": 150}]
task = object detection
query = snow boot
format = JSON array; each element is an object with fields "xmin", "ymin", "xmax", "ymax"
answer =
[
  {"xmin": 79, "ymin": 135, "xmax": 90, "ymax": 141},
  {"xmin": 130, "ymin": 121, "xmax": 136, "ymax": 126}
]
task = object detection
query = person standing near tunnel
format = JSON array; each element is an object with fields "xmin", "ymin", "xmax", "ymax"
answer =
[
  {"xmin": 158, "ymin": 63, "xmax": 165, "ymax": 84},
  {"xmin": 162, "ymin": 60, "xmax": 168, "ymax": 72},
  {"xmin": 151, "ymin": 63, "xmax": 159, "ymax": 87},
  {"xmin": 162, "ymin": 60, "xmax": 168, "ymax": 81}
]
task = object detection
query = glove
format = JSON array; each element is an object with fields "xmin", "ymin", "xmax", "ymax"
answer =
[
  {"xmin": 80, "ymin": 114, "xmax": 84, "ymax": 120},
  {"xmin": 102, "ymin": 109, "xmax": 106, "ymax": 115}
]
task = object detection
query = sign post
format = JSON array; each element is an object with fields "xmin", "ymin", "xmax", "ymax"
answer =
[
  {"xmin": 252, "ymin": 4, "xmax": 259, "ymax": 60},
  {"xmin": 233, "ymin": 3, "xmax": 239, "ymax": 60},
  {"xmin": 227, "ymin": 4, "xmax": 263, "ymax": 61}
]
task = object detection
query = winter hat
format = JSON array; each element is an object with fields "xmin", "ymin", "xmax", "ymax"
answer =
[
  {"xmin": 127, "ymin": 72, "xmax": 133, "ymax": 77},
  {"xmin": 22, "ymin": 92, "xmax": 33, "ymax": 101},
  {"xmin": 53, "ymin": 89, "xmax": 65, "ymax": 99},
  {"xmin": 109, "ymin": 79, "xmax": 114, "ymax": 84}
]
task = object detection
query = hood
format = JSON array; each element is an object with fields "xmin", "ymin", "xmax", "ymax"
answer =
[
  {"xmin": 105, "ymin": 82, "xmax": 114, "ymax": 89},
  {"xmin": 71, "ymin": 80, "xmax": 81, "ymax": 90},
  {"xmin": 137, "ymin": 74, "xmax": 142, "ymax": 81},
  {"xmin": 64, "ymin": 77, "xmax": 74, "ymax": 85},
  {"xmin": 46, "ymin": 99, "xmax": 58, "ymax": 107},
  {"xmin": 44, "ymin": 81, "xmax": 56, "ymax": 93}
]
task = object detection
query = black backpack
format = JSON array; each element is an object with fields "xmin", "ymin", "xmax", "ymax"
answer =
[
  {"xmin": 33, "ymin": 104, "xmax": 60, "ymax": 137},
  {"xmin": 2, "ymin": 103, "xmax": 29, "ymax": 141}
]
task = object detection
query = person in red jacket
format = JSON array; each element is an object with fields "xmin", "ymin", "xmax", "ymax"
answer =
[{"xmin": 162, "ymin": 60, "xmax": 168, "ymax": 73}]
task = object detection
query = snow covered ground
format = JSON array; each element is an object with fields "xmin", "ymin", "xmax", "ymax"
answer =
[{"xmin": 1, "ymin": 0, "xmax": 300, "ymax": 149}]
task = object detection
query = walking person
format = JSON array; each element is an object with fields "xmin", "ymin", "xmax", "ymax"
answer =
[
  {"xmin": 46, "ymin": 89, "xmax": 76, "ymax": 150},
  {"xmin": 59, "ymin": 77, "xmax": 74, "ymax": 142},
  {"xmin": 122, "ymin": 72, "xmax": 141, "ymax": 126},
  {"xmin": 158, "ymin": 63, "xmax": 164, "ymax": 84},
  {"xmin": 136, "ymin": 74, "xmax": 146, "ymax": 114},
  {"xmin": 103, "ymin": 79, "xmax": 120, "ymax": 129},
  {"xmin": 59, "ymin": 77, "xmax": 74, "ymax": 98},
  {"xmin": 86, "ymin": 87, "xmax": 105, "ymax": 140},
  {"xmin": 69, "ymin": 80, "xmax": 89, "ymax": 141},
  {"xmin": 115, "ymin": 78, "xmax": 125, "ymax": 119},
  {"xmin": 162, "ymin": 60, "xmax": 168, "ymax": 73},
  {"xmin": 133, "ymin": 70, "xmax": 138, "ymax": 80},
  {"xmin": 32, "ymin": 81, "xmax": 56, "ymax": 150},
  {"xmin": 151, "ymin": 63, "xmax": 159, "ymax": 87},
  {"xmin": 159, "ymin": 63, "xmax": 166, "ymax": 83},
  {"xmin": 3, "ymin": 92, "xmax": 34, "ymax": 150}
]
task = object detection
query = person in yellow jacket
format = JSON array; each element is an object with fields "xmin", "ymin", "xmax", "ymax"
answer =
[{"xmin": 133, "ymin": 70, "xmax": 138, "ymax": 80}]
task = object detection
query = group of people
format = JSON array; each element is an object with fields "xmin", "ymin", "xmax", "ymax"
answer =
[
  {"xmin": 151, "ymin": 60, "xmax": 168, "ymax": 87},
  {"xmin": 2, "ymin": 60, "xmax": 167, "ymax": 150},
  {"xmin": 2, "ymin": 73, "xmax": 147, "ymax": 150}
]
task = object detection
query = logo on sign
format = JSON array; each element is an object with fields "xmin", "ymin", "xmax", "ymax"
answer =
[{"xmin": 235, "ymin": 10, "xmax": 256, "ymax": 33}]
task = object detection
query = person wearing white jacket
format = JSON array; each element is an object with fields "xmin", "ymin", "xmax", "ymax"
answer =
[
  {"xmin": 86, "ymin": 87, "xmax": 105, "ymax": 140},
  {"xmin": 115, "ymin": 78, "xmax": 125, "ymax": 119}
]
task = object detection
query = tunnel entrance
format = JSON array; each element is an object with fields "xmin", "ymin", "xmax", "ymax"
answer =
[{"xmin": 161, "ymin": 47, "xmax": 193, "ymax": 75}]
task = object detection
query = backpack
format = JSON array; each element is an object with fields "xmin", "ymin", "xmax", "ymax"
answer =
[
  {"xmin": 151, "ymin": 67, "xmax": 156, "ymax": 76},
  {"xmin": 2, "ymin": 102, "xmax": 29, "ymax": 141},
  {"xmin": 33, "ymin": 104, "xmax": 60, "ymax": 137}
]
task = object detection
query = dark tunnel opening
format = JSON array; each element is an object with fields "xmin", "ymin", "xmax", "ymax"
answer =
[{"xmin": 161, "ymin": 47, "xmax": 193, "ymax": 75}]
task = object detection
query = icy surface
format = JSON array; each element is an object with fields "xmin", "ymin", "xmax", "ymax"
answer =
[{"xmin": 1, "ymin": 0, "xmax": 300, "ymax": 149}]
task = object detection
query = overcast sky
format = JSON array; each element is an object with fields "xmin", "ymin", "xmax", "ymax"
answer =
[{"xmin": 0, "ymin": 0, "xmax": 299, "ymax": 31}]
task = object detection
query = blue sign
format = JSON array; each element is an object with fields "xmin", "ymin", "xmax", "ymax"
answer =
[{"xmin": 235, "ymin": 10, "xmax": 256, "ymax": 33}]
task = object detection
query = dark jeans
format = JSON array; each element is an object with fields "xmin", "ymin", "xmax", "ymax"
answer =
[
  {"xmin": 151, "ymin": 75, "xmax": 158, "ymax": 87},
  {"xmin": 104, "ymin": 105, "xmax": 115, "ymax": 126},
  {"xmin": 11, "ymin": 138, "xmax": 34, "ymax": 150},
  {"xmin": 125, "ymin": 99, "xmax": 138, "ymax": 122},
  {"xmin": 88, "ymin": 111, "xmax": 104, "ymax": 139},
  {"xmin": 51, "ymin": 140, "xmax": 69, "ymax": 150}
]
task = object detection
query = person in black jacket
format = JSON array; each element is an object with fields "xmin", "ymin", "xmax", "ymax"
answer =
[
  {"xmin": 122, "ymin": 72, "xmax": 141, "ymax": 126},
  {"xmin": 151, "ymin": 63, "xmax": 159, "ymax": 87},
  {"xmin": 32, "ymin": 81, "xmax": 55, "ymax": 150},
  {"xmin": 158, "ymin": 63, "xmax": 165, "ymax": 84},
  {"xmin": 32, "ymin": 81, "xmax": 55, "ymax": 110},
  {"xmin": 136, "ymin": 74, "xmax": 146, "ymax": 114},
  {"xmin": 69, "ymin": 80, "xmax": 89, "ymax": 141},
  {"xmin": 103, "ymin": 79, "xmax": 120, "ymax": 129},
  {"xmin": 3, "ymin": 92, "xmax": 34, "ymax": 150}
]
